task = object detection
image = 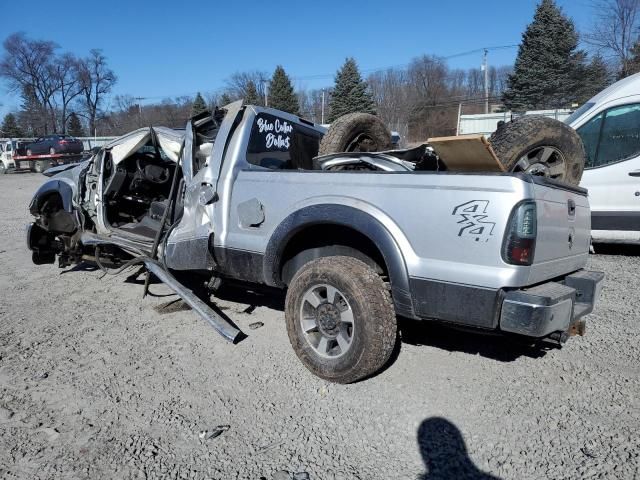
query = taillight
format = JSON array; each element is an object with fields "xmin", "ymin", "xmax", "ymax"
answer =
[
  {"xmin": 59, "ymin": 140, "xmax": 69, "ymax": 144},
  {"xmin": 503, "ymin": 201, "xmax": 537, "ymax": 266}
]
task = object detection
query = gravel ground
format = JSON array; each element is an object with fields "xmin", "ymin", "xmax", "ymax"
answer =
[{"xmin": 0, "ymin": 173, "xmax": 639, "ymax": 480}]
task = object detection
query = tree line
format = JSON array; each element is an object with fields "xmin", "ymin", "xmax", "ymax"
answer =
[
  {"xmin": 2, "ymin": 0, "xmax": 639, "ymax": 142},
  {"xmin": 0, "ymin": 33, "xmax": 116, "ymax": 137}
]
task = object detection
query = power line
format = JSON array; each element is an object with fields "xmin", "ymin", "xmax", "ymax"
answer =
[{"xmin": 130, "ymin": 44, "xmax": 519, "ymax": 99}]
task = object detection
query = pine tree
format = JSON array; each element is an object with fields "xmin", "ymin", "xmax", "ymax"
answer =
[
  {"xmin": 268, "ymin": 65, "xmax": 299, "ymax": 115},
  {"xmin": 502, "ymin": 0, "xmax": 585, "ymax": 110},
  {"xmin": 191, "ymin": 92, "xmax": 208, "ymax": 116},
  {"xmin": 574, "ymin": 54, "xmax": 611, "ymax": 102},
  {"xmin": 628, "ymin": 40, "xmax": 640, "ymax": 77},
  {"xmin": 328, "ymin": 57, "xmax": 376, "ymax": 122},
  {"xmin": 1, "ymin": 113, "xmax": 23, "ymax": 137},
  {"xmin": 245, "ymin": 80, "xmax": 260, "ymax": 105},
  {"xmin": 67, "ymin": 112, "xmax": 85, "ymax": 137},
  {"xmin": 220, "ymin": 93, "xmax": 232, "ymax": 105}
]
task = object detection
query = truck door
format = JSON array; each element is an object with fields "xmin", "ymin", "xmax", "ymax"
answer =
[
  {"xmin": 164, "ymin": 101, "xmax": 244, "ymax": 270},
  {"xmin": 578, "ymin": 103, "xmax": 640, "ymax": 240}
]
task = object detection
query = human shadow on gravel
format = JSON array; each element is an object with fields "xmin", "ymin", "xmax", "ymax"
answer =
[
  {"xmin": 399, "ymin": 317, "xmax": 557, "ymax": 362},
  {"xmin": 418, "ymin": 417, "xmax": 501, "ymax": 480}
]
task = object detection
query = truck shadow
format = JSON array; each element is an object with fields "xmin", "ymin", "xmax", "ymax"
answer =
[
  {"xmin": 398, "ymin": 317, "xmax": 555, "ymax": 362},
  {"xmin": 593, "ymin": 243, "xmax": 640, "ymax": 256},
  {"xmin": 417, "ymin": 417, "xmax": 502, "ymax": 480}
]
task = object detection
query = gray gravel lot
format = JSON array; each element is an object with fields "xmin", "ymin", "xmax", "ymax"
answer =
[{"xmin": 0, "ymin": 173, "xmax": 639, "ymax": 480}]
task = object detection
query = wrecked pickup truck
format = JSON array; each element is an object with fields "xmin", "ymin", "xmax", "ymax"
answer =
[{"xmin": 27, "ymin": 101, "xmax": 604, "ymax": 383}]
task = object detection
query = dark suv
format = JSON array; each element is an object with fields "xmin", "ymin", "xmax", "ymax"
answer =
[{"xmin": 21, "ymin": 135, "xmax": 84, "ymax": 156}]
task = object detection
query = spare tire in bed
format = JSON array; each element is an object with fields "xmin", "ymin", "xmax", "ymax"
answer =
[
  {"xmin": 488, "ymin": 115, "xmax": 586, "ymax": 185},
  {"xmin": 319, "ymin": 113, "xmax": 392, "ymax": 155}
]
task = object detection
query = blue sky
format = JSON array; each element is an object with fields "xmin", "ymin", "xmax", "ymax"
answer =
[{"xmin": 0, "ymin": 0, "xmax": 592, "ymax": 116}]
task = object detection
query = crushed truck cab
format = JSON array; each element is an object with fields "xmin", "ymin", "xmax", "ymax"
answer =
[{"xmin": 26, "ymin": 101, "xmax": 604, "ymax": 383}]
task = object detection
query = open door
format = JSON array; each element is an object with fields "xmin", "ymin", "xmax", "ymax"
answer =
[{"xmin": 164, "ymin": 101, "xmax": 244, "ymax": 270}]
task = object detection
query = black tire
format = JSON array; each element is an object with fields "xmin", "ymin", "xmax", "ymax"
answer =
[
  {"xmin": 319, "ymin": 113, "xmax": 392, "ymax": 155},
  {"xmin": 285, "ymin": 256, "xmax": 397, "ymax": 383},
  {"xmin": 33, "ymin": 160, "xmax": 46, "ymax": 173},
  {"xmin": 489, "ymin": 115, "xmax": 585, "ymax": 185}
]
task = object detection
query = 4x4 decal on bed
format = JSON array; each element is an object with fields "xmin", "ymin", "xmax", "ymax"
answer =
[{"xmin": 452, "ymin": 200, "xmax": 496, "ymax": 242}]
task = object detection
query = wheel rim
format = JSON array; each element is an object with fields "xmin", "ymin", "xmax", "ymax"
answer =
[
  {"xmin": 299, "ymin": 283, "xmax": 355, "ymax": 359},
  {"xmin": 512, "ymin": 146, "xmax": 566, "ymax": 179}
]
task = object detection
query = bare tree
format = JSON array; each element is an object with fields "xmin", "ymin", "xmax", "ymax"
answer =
[
  {"xmin": 586, "ymin": 0, "xmax": 640, "ymax": 77},
  {"xmin": 51, "ymin": 53, "xmax": 82, "ymax": 133},
  {"xmin": 0, "ymin": 33, "xmax": 59, "ymax": 133},
  {"xmin": 77, "ymin": 49, "xmax": 117, "ymax": 135},
  {"xmin": 224, "ymin": 71, "xmax": 268, "ymax": 104}
]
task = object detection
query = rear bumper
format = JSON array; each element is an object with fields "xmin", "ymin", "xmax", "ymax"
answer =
[{"xmin": 499, "ymin": 270, "xmax": 604, "ymax": 337}]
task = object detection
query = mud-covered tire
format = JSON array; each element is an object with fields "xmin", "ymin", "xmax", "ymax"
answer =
[
  {"xmin": 285, "ymin": 256, "xmax": 397, "ymax": 384},
  {"xmin": 318, "ymin": 112, "xmax": 392, "ymax": 155},
  {"xmin": 489, "ymin": 115, "xmax": 585, "ymax": 185}
]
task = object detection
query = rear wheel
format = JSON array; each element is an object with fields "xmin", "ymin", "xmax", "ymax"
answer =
[
  {"xmin": 489, "ymin": 115, "xmax": 585, "ymax": 185},
  {"xmin": 33, "ymin": 160, "xmax": 47, "ymax": 173},
  {"xmin": 285, "ymin": 256, "xmax": 397, "ymax": 383}
]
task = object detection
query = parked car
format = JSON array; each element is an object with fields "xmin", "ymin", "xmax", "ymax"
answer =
[
  {"xmin": 566, "ymin": 72, "xmax": 640, "ymax": 244},
  {"xmin": 19, "ymin": 134, "xmax": 83, "ymax": 156},
  {"xmin": 26, "ymin": 103, "xmax": 603, "ymax": 383}
]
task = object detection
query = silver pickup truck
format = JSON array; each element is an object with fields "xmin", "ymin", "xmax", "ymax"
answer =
[{"xmin": 27, "ymin": 101, "xmax": 604, "ymax": 383}]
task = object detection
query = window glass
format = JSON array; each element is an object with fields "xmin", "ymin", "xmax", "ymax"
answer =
[
  {"xmin": 565, "ymin": 102, "xmax": 595, "ymax": 125},
  {"xmin": 576, "ymin": 112, "xmax": 603, "ymax": 168},
  {"xmin": 246, "ymin": 113, "xmax": 322, "ymax": 170},
  {"xmin": 597, "ymin": 104, "xmax": 640, "ymax": 166}
]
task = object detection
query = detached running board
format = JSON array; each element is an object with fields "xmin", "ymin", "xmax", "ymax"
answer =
[
  {"xmin": 81, "ymin": 233, "xmax": 243, "ymax": 343},
  {"xmin": 143, "ymin": 261, "xmax": 243, "ymax": 343}
]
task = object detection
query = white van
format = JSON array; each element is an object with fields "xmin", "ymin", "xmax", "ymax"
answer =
[{"xmin": 567, "ymin": 72, "xmax": 640, "ymax": 244}]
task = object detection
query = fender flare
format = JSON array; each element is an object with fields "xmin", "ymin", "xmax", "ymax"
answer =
[
  {"xmin": 263, "ymin": 204, "xmax": 416, "ymax": 319},
  {"xmin": 29, "ymin": 179, "xmax": 74, "ymax": 216}
]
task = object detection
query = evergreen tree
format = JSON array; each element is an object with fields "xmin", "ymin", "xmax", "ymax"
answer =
[
  {"xmin": 1, "ymin": 113, "xmax": 23, "ymax": 137},
  {"xmin": 328, "ymin": 57, "xmax": 376, "ymax": 122},
  {"xmin": 191, "ymin": 92, "xmax": 208, "ymax": 116},
  {"xmin": 628, "ymin": 39, "xmax": 640, "ymax": 77},
  {"xmin": 220, "ymin": 93, "xmax": 232, "ymax": 105},
  {"xmin": 502, "ymin": 0, "xmax": 585, "ymax": 110},
  {"xmin": 67, "ymin": 112, "xmax": 85, "ymax": 137},
  {"xmin": 268, "ymin": 65, "xmax": 299, "ymax": 115},
  {"xmin": 244, "ymin": 80, "xmax": 260, "ymax": 105},
  {"xmin": 575, "ymin": 54, "xmax": 611, "ymax": 102}
]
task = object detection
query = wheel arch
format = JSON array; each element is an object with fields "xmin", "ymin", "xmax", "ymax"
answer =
[
  {"xmin": 29, "ymin": 179, "xmax": 74, "ymax": 216},
  {"xmin": 264, "ymin": 204, "xmax": 416, "ymax": 318}
]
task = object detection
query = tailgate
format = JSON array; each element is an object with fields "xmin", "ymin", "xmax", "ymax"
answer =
[{"xmin": 528, "ymin": 178, "xmax": 590, "ymax": 284}]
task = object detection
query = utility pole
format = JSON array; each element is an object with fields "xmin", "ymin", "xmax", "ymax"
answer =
[
  {"xmin": 134, "ymin": 97, "xmax": 146, "ymax": 126},
  {"xmin": 482, "ymin": 49, "xmax": 489, "ymax": 114},
  {"xmin": 321, "ymin": 88, "xmax": 325, "ymax": 124},
  {"xmin": 263, "ymin": 81, "xmax": 268, "ymax": 107}
]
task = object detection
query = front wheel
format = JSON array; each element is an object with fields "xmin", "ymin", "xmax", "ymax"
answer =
[{"xmin": 285, "ymin": 256, "xmax": 397, "ymax": 383}]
